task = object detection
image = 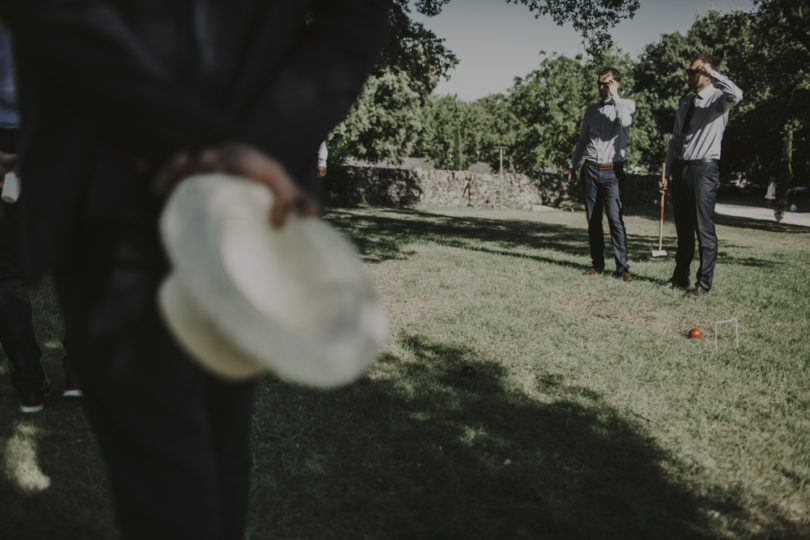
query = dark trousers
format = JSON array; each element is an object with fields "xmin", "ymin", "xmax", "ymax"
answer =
[
  {"xmin": 53, "ymin": 215, "xmax": 256, "ymax": 540},
  {"xmin": 582, "ymin": 162, "xmax": 629, "ymax": 273},
  {"xmin": 670, "ymin": 161, "xmax": 720, "ymax": 290},
  {"xmin": 0, "ymin": 199, "xmax": 45, "ymax": 394}
]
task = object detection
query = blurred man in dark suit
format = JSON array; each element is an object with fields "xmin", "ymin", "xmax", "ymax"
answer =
[
  {"xmin": 0, "ymin": 2, "xmax": 392, "ymax": 538},
  {"xmin": 0, "ymin": 20, "xmax": 80, "ymax": 411}
]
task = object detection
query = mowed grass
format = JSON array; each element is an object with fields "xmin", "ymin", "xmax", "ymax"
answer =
[{"xmin": 1, "ymin": 204, "xmax": 809, "ymax": 539}]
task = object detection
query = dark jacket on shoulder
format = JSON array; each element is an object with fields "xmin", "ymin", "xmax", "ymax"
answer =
[{"xmin": 0, "ymin": 0, "xmax": 391, "ymax": 279}]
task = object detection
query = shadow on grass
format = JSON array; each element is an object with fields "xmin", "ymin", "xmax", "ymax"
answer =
[
  {"xmin": 326, "ymin": 207, "xmax": 783, "ymax": 276},
  {"xmin": 0, "ymin": 280, "xmax": 117, "ymax": 539},
  {"xmin": 626, "ymin": 203, "xmax": 810, "ymax": 234},
  {"xmin": 0, "ymin": 338, "xmax": 804, "ymax": 538},
  {"xmin": 0, "ymin": 383, "xmax": 115, "ymax": 540},
  {"xmin": 247, "ymin": 334, "xmax": 805, "ymax": 539}
]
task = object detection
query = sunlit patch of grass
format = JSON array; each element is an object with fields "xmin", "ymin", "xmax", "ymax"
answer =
[
  {"xmin": 3, "ymin": 422, "xmax": 51, "ymax": 494},
  {"xmin": 2, "ymin": 205, "xmax": 809, "ymax": 538}
]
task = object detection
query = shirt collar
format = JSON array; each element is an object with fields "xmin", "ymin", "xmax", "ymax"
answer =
[{"xmin": 694, "ymin": 83, "xmax": 715, "ymax": 100}]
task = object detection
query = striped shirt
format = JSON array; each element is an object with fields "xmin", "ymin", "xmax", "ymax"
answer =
[
  {"xmin": 570, "ymin": 96, "xmax": 635, "ymax": 170},
  {"xmin": 665, "ymin": 68, "xmax": 743, "ymax": 174}
]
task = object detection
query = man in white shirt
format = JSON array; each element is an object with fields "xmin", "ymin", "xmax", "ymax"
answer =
[
  {"xmin": 317, "ymin": 140, "xmax": 328, "ymax": 177},
  {"xmin": 569, "ymin": 67, "xmax": 636, "ymax": 281},
  {"xmin": 660, "ymin": 53, "xmax": 743, "ymax": 296}
]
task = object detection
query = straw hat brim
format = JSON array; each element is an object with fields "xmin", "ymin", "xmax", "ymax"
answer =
[{"xmin": 157, "ymin": 174, "xmax": 387, "ymax": 387}]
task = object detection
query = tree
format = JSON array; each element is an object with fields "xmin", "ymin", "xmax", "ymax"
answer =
[
  {"xmin": 633, "ymin": 5, "xmax": 810, "ymax": 181},
  {"xmin": 507, "ymin": 53, "xmax": 590, "ymax": 172},
  {"xmin": 328, "ymin": 69, "xmax": 422, "ymax": 164},
  {"xmin": 381, "ymin": 0, "xmax": 642, "ymax": 99},
  {"xmin": 332, "ymin": 0, "xmax": 642, "ymax": 165},
  {"xmin": 381, "ymin": 0, "xmax": 460, "ymax": 103},
  {"xmin": 505, "ymin": 0, "xmax": 640, "ymax": 57},
  {"xmin": 753, "ymin": 0, "xmax": 810, "ymax": 215},
  {"xmin": 632, "ymin": 32, "xmax": 694, "ymax": 168},
  {"xmin": 466, "ymin": 94, "xmax": 520, "ymax": 171},
  {"xmin": 415, "ymin": 94, "xmax": 469, "ymax": 169}
]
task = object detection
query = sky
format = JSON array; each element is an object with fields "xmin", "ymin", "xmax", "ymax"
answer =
[{"xmin": 412, "ymin": 0, "xmax": 756, "ymax": 102}]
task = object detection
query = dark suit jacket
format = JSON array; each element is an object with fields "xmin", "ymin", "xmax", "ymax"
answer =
[{"xmin": 0, "ymin": 0, "xmax": 391, "ymax": 279}]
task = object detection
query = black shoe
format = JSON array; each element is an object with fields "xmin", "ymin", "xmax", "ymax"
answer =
[
  {"xmin": 663, "ymin": 278, "xmax": 689, "ymax": 290},
  {"xmin": 19, "ymin": 379, "xmax": 51, "ymax": 414},
  {"xmin": 63, "ymin": 375, "xmax": 83, "ymax": 398},
  {"xmin": 684, "ymin": 286, "xmax": 709, "ymax": 297},
  {"xmin": 62, "ymin": 367, "xmax": 84, "ymax": 397}
]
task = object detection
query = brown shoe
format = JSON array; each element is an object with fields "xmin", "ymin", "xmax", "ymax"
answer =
[
  {"xmin": 684, "ymin": 285, "xmax": 709, "ymax": 297},
  {"xmin": 621, "ymin": 271, "xmax": 633, "ymax": 282},
  {"xmin": 583, "ymin": 267, "xmax": 602, "ymax": 276}
]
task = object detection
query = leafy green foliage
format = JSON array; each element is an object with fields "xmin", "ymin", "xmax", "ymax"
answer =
[
  {"xmin": 381, "ymin": 0, "xmax": 459, "ymax": 104},
  {"xmin": 329, "ymin": 69, "xmax": 422, "ymax": 164},
  {"xmin": 632, "ymin": 5, "xmax": 809, "ymax": 179},
  {"xmin": 507, "ymin": 54, "xmax": 591, "ymax": 172},
  {"xmin": 333, "ymin": 0, "xmax": 641, "ymax": 167},
  {"xmin": 414, "ymin": 93, "xmax": 521, "ymax": 171},
  {"xmin": 414, "ymin": 95, "xmax": 467, "ymax": 169},
  {"xmin": 466, "ymin": 94, "xmax": 520, "ymax": 170},
  {"xmin": 631, "ymin": 32, "xmax": 694, "ymax": 168},
  {"xmin": 506, "ymin": 0, "xmax": 640, "ymax": 57},
  {"xmin": 336, "ymin": 1, "xmax": 810, "ymax": 183}
]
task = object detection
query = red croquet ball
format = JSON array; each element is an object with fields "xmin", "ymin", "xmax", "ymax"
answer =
[{"xmin": 689, "ymin": 328, "xmax": 703, "ymax": 339}]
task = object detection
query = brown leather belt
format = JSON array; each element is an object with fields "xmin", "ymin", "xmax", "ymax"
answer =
[
  {"xmin": 675, "ymin": 158, "xmax": 719, "ymax": 166},
  {"xmin": 586, "ymin": 160, "xmax": 616, "ymax": 169}
]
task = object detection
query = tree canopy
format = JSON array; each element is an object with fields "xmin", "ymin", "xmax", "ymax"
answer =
[
  {"xmin": 331, "ymin": 0, "xmax": 810, "ymax": 196},
  {"xmin": 332, "ymin": 0, "xmax": 640, "ymax": 163}
]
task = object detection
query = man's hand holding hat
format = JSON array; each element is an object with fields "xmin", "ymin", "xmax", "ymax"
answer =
[{"xmin": 153, "ymin": 143, "xmax": 319, "ymax": 228}]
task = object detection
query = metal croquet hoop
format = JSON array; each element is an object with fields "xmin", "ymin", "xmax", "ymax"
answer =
[{"xmin": 714, "ymin": 318, "xmax": 739, "ymax": 348}]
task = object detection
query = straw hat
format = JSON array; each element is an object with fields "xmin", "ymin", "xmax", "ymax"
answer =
[{"xmin": 157, "ymin": 174, "xmax": 387, "ymax": 388}]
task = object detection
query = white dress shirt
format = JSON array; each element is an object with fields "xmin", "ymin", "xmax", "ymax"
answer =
[
  {"xmin": 317, "ymin": 141, "xmax": 328, "ymax": 168},
  {"xmin": 570, "ymin": 95, "xmax": 635, "ymax": 170},
  {"xmin": 665, "ymin": 68, "xmax": 743, "ymax": 175}
]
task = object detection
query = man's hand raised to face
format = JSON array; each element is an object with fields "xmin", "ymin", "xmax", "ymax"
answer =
[
  {"xmin": 658, "ymin": 163, "xmax": 668, "ymax": 194},
  {"xmin": 607, "ymin": 77, "xmax": 619, "ymax": 99}
]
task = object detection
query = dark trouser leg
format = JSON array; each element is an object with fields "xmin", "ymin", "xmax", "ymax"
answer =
[
  {"xmin": 53, "ymin": 219, "xmax": 255, "ymax": 540},
  {"xmin": 61, "ymin": 323, "xmax": 79, "ymax": 389},
  {"xmin": 582, "ymin": 164, "xmax": 605, "ymax": 270},
  {"xmin": 0, "ymin": 200, "xmax": 45, "ymax": 395},
  {"xmin": 671, "ymin": 164, "xmax": 695, "ymax": 287},
  {"xmin": 207, "ymin": 379, "xmax": 255, "ymax": 540},
  {"xmin": 694, "ymin": 163, "xmax": 719, "ymax": 290},
  {"xmin": 602, "ymin": 169, "xmax": 629, "ymax": 273}
]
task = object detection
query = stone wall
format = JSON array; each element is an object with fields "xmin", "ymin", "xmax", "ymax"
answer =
[{"xmin": 324, "ymin": 164, "xmax": 662, "ymax": 209}]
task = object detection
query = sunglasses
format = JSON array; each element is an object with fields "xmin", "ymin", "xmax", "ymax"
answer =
[{"xmin": 686, "ymin": 68, "xmax": 700, "ymax": 76}]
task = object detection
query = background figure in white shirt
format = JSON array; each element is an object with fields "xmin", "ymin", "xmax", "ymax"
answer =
[
  {"xmin": 568, "ymin": 67, "xmax": 636, "ymax": 281},
  {"xmin": 765, "ymin": 177, "xmax": 777, "ymax": 208},
  {"xmin": 317, "ymin": 141, "xmax": 328, "ymax": 177},
  {"xmin": 660, "ymin": 53, "xmax": 743, "ymax": 297}
]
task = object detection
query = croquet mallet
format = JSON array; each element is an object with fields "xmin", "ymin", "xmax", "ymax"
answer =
[{"xmin": 652, "ymin": 161, "xmax": 667, "ymax": 257}]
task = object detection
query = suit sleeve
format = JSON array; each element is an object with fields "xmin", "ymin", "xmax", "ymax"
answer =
[
  {"xmin": 614, "ymin": 97, "xmax": 635, "ymax": 128},
  {"xmin": 707, "ymin": 68, "xmax": 743, "ymax": 113},
  {"xmin": 0, "ymin": 1, "xmax": 231, "ymax": 156},
  {"xmin": 233, "ymin": 0, "xmax": 393, "ymax": 175},
  {"xmin": 0, "ymin": 0, "xmax": 393, "ymax": 177}
]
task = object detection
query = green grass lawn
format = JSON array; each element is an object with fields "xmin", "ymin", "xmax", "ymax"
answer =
[{"xmin": 1, "ymin": 204, "xmax": 809, "ymax": 539}]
